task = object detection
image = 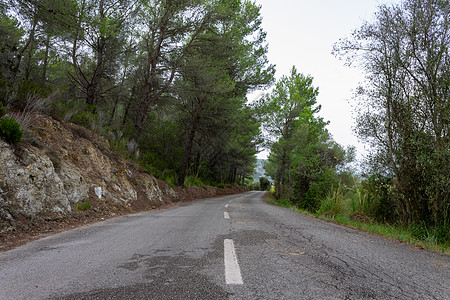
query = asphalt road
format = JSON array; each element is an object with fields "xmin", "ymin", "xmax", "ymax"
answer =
[{"xmin": 1, "ymin": 191, "xmax": 449, "ymax": 299}]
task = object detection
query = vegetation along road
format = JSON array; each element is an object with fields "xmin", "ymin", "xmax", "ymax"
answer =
[{"xmin": 1, "ymin": 192, "xmax": 448, "ymax": 299}]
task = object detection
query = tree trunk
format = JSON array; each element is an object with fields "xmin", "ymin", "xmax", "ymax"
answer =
[
  {"xmin": 41, "ymin": 34, "xmax": 51, "ymax": 84},
  {"xmin": 277, "ymin": 148, "xmax": 287, "ymax": 198},
  {"xmin": 12, "ymin": 15, "xmax": 37, "ymax": 83},
  {"xmin": 178, "ymin": 115, "xmax": 200, "ymax": 187},
  {"xmin": 121, "ymin": 86, "xmax": 135, "ymax": 130},
  {"xmin": 24, "ymin": 18, "xmax": 37, "ymax": 80}
]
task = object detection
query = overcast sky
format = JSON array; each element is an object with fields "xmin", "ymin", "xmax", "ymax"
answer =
[{"xmin": 253, "ymin": 0, "xmax": 401, "ymax": 159}]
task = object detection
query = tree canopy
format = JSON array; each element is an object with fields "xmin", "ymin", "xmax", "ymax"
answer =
[
  {"xmin": 0, "ymin": 0, "xmax": 274, "ymax": 187},
  {"xmin": 334, "ymin": 0, "xmax": 449, "ymax": 228},
  {"xmin": 1, "ymin": 0, "xmax": 448, "ymax": 240}
]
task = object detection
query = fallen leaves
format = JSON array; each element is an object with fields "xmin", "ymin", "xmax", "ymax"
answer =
[{"xmin": 289, "ymin": 249, "xmax": 305, "ymax": 255}]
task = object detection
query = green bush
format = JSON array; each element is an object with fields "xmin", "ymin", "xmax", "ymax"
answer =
[
  {"xmin": 51, "ymin": 98, "xmax": 82, "ymax": 122},
  {"xmin": 259, "ymin": 177, "xmax": 271, "ymax": 191},
  {"xmin": 10, "ymin": 79, "xmax": 52, "ymax": 111},
  {"xmin": 185, "ymin": 176, "xmax": 204, "ymax": 187},
  {"xmin": 318, "ymin": 193, "xmax": 345, "ymax": 217},
  {"xmin": 276, "ymin": 198, "xmax": 292, "ymax": 207},
  {"xmin": 0, "ymin": 116, "xmax": 23, "ymax": 144},
  {"xmin": 71, "ymin": 110, "xmax": 98, "ymax": 128},
  {"xmin": 360, "ymin": 175, "xmax": 396, "ymax": 222},
  {"xmin": 75, "ymin": 201, "xmax": 92, "ymax": 212}
]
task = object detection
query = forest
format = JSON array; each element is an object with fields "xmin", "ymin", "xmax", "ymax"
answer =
[{"xmin": 0, "ymin": 0, "xmax": 448, "ymax": 247}]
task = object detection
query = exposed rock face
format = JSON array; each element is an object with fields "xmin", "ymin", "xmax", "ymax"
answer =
[
  {"xmin": 0, "ymin": 140, "xmax": 71, "ymax": 216},
  {"xmin": 0, "ymin": 114, "xmax": 247, "ymax": 237},
  {"xmin": 0, "ymin": 115, "xmax": 175, "ymax": 233}
]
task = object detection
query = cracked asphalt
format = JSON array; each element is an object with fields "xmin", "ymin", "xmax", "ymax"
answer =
[{"xmin": 0, "ymin": 191, "xmax": 449, "ymax": 299}]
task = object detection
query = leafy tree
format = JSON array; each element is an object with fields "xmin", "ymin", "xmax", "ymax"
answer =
[
  {"xmin": 0, "ymin": 0, "xmax": 274, "ymax": 189},
  {"xmin": 174, "ymin": 0, "xmax": 273, "ymax": 186},
  {"xmin": 0, "ymin": 11, "xmax": 24, "ymax": 99},
  {"xmin": 334, "ymin": 0, "xmax": 449, "ymax": 227},
  {"xmin": 259, "ymin": 176, "xmax": 270, "ymax": 191},
  {"xmin": 256, "ymin": 66, "xmax": 319, "ymax": 197},
  {"xmin": 70, "ymin": 0, "xmax": 134, "ymax": 108},
  {"xmin": 127, "ymin": 0, "xmax": 214, "ymax": 146}
]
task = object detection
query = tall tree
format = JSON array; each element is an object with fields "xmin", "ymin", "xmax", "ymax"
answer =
[
  {"xmin": 128, "ymin": 0, "xmax": 213, "ymax": 146},
  {"xmin": 334, "ymin": 0, "xmax": 449, "ymax": 226},
  {"xmin": 70, "ymin": 0, "xmax": 135, "ymax": 109},
  {"xmin": 174, "ymin": 0, "xmax": 274, "ymax": 186},
  {"xmin": 0, "ymin": 11, "xmax": 24, "ymax": 99},
  {"xmin": 256, "ymin": 66, "xmax": 319, "ymax": 197}
]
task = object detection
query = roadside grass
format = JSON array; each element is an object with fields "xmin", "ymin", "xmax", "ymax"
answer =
[{"xmin": 266, "ymin": 195, "xmax": 450, "ymax": 254}]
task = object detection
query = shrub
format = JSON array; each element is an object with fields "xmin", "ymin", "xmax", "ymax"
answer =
[
  {"xmin": 75, "ymin": 201, "xmax": 92, "ymax": 212},
  {"xmin": 360, "ymin": 174, "xmax": 396, "ymax": 222},
  {"xmin": 71, "ymin": 110, "xmax": 98, "ymax": 128},
  {"xmin": 185, "ymin": 176, "xmax": 204, "ymax": 187},
  {"xmin": 318, "ymin": 191, "xmax": 345, "ymax": 217},
  {"xmin": 51, "ymin": 97, "xmax": 83, "ymax": 122},
  {"xmin": 0, "ymin": 116, "xmax": 23, "ymax": 144},
  {"xmin": 9, "ymin": 79, "xmax": 52, "ymax": 111},
  {"xmin": 259, "ymin": 177, "xmax": 271, "ymax": 191}
]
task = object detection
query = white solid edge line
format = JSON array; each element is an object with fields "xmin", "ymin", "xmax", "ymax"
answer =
[
  {"xmin": 224, "ymin": 212, "xmax": 230, "ymax": 219},
  {"xmin": 224, "ymin": 239, "xmax": 243, "ymax": 285}
]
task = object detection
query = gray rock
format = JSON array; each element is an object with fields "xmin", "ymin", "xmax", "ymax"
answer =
[
  {"xmin": 0, "ymin": 140, "xmax": 71, "ymax": 216},
  {"xmin": 0, "ymin": 195, "xmax": 15, "ymax": 234}
]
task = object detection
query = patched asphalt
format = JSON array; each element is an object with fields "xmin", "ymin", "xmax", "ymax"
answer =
[{"xmin": 1, "ymin": 191, "xmax": 449, "ymax": 299}]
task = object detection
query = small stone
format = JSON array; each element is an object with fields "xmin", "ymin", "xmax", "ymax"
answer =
[
  {"xmin": 94, "ymin": 187, "xmax": 102, "ymax": 199},
  {"xmin": 125, "ymin": 169, "xmax": 133, "ymax": 178}
]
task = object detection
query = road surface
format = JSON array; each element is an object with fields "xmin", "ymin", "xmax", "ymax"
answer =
[{"xmin": 1, "ymin": 191, "xmax": 449, "ymax": 299}]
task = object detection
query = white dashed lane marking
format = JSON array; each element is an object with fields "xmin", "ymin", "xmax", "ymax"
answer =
[
  {"xmin": 224, "ymin": 239, "xmax": 243, "ymax": 285},
  {"xmin": 224, "ymin": 212, "xmax": 230, "ymax": 219}
]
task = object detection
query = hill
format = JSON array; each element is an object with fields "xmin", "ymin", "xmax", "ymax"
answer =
[
  {"xmin": 0, "ymin": 114, "xmax": 246, "ymax": 250},
  {"xmin": 253, "ymin": 159, "xmax": 272, "ymax": 182}
]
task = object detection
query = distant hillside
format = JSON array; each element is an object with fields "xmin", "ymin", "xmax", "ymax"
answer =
[{"xmin": 253, "ymin": 159, "xmax": 272, "ymax": 182}]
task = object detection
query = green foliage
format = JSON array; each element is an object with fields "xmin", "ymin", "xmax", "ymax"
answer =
[
  {"xmin": 0, "ymin": 12, "xmax": 24, "ymax": 97},
  {"xmin": 409, "ymin": 221, "xmax": 450, "ymax": 248},
  {"xmin": 184, "ymin": 176, "xmax": 205, "ymax": 187},
  {"xmin": 0, "ymin": 116, "xmax": 23, "ymax": 144},
  {"xmin": 248, "ymin": 181, "xmax": 260, "ymax": 191},
  {"xmin": 268, "ymin": 189, "xmax": 449, "ymax": 254},
  {"xmin": 259, "ymin": 177, "xmax": 270, "ymax": 191},
  {"xmin": 75, "ymin": 201, "xmax": 92, "ymax": 213},
  {"xmin": 276, "ymin": 198, "xmax": 293, "ymax": 208},
  {"xmin": 162, "ymin": 171, "xmax": 178, "ymax": 189},
  {"xmin": 359, "ymin": 175, "xmax": 396, "ymax": 222},
  {"xmin": 10, "ymin": 80, "xmax": 52, "ymax": 111},
  {"xmin": 71, "ymin": 109, "xmax": 98, "ymax": 128},
  {"xmin": 50, "ymin": 98, "xmax": 84, "ymax": 122},
  {"xmin": 334, "ymin": 0, "xmax": 449, "ymax": 228}
]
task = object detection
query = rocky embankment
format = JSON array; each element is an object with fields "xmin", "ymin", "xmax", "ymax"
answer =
[{"xmin": 0, "ymin": 114, "xmax": 246, "ymax": 250}]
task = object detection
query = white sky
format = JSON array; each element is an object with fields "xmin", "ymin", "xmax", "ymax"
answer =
[{"xmin": 253, "ymin": 0, "xmax": 401, "ymax": 160}]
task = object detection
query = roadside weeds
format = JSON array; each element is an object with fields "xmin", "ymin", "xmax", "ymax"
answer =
[{"xmin": 265, "ymin": 194, "xmax": 450, "ymax": 255}]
